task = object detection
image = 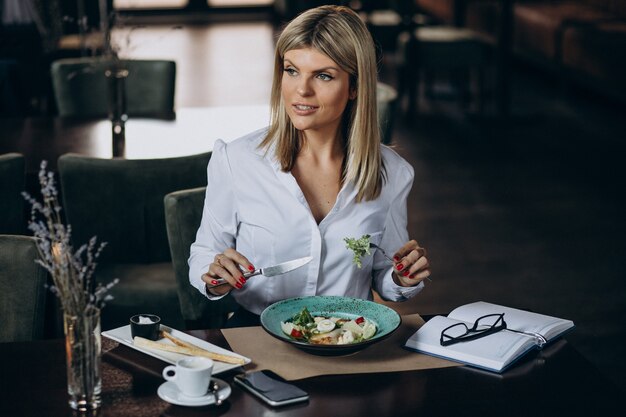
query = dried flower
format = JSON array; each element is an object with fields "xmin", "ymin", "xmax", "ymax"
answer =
[{"xmin": 23, "ymin": 161, "xmax": 117, "ymax": 316}]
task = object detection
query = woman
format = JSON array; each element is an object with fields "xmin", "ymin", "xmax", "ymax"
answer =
[{"xmin": 189, "ymin": 5, "xmax": 430, "ymax": 327}]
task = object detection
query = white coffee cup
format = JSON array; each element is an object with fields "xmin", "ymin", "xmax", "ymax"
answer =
[{"xmin": 162, "ymin": 356, "xmax": 214, "ymax": 397}]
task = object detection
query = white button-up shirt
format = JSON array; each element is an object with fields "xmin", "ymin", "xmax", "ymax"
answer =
[{"xmin": 189, "ymin": 128, "xmax": 423, "ymax": 314}]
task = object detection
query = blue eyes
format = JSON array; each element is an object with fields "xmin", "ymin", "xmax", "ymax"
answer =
[{"xmin": 283, "ymin": 68, "xmax": 334, "ymax": 81}]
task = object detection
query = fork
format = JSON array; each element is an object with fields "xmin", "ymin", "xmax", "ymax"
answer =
[
  {"xmin": 369, "ymin": 242, "xmax": 395, "ymax": 263},
  {"xmin": 369, "ymin": 242, "xmax": 432, "ymax": 282}
]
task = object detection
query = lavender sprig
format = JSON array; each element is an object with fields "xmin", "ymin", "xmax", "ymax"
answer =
[{"xmin": 23, "ymin": 161, "xmax": 118, "ymax": 315}]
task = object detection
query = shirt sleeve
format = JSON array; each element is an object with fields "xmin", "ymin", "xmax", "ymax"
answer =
[
  {"xmin": 372, "ymin": 158, "xmax": 424, "ymax": 301},
  {"xmin": 188, "ymin": 140, "xmax": 238, "ymax": 298}
]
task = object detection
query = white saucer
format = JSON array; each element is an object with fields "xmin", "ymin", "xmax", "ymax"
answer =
[{"xmin": 157, "ymin": 378, "xmax": 231, "ymax": 407}]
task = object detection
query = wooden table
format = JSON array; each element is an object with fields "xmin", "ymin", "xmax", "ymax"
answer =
[
  {"xmin": 0, "ymin": 327, "xmax": 620, "ymax": 417},
  {"xmin": 0, "ymin": 106, "xmax": 270, "ymax": 173}
]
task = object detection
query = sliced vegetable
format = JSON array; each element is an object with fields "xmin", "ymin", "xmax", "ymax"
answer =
[
  {"xmin": 280, "ymin": 321, "xmax": 294, "ymax": 336},
  {"xmin": 341, "ymin": 320, "xmax": 364, "ymax": 336},
  {"xmin": 337, "ymin": 330, "xmax": 355, "ymax": 345},
  {"xmin": 362, "ymin": 321, "xmax": 376, "ymax": 339},
  {"xmin": 292, "ymin": 307, "xmax": 314, "ymax": 326}
]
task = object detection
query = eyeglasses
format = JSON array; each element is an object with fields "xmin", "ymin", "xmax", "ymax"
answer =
[
  {"xmin": 440, "ymin": 313, "xmax": 548, "ymax": 347},
  {"xmin": 440, "ymin": 313, "xmax": 506, "ymax": 346}
]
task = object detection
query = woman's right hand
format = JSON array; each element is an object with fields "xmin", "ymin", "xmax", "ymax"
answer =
[{"xmin": 201, "ymin": 248, "xmax": 255, "ymax": 296}]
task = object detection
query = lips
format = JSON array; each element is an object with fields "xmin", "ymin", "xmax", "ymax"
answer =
[
  {"xmin": 294, "ymin": 104, "xmax": 316, "ymax": 110},
  {"xmin": 292, "ymin": 103, "xmax": 318, "ymax": 115}
]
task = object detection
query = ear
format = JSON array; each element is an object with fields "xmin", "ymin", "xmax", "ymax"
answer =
[{"xmin": 349, "ymin": 87, "xmax": 357, "ymax": 100}]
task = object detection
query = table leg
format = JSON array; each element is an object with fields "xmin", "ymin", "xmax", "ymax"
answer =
[
  {"xmin": 496, "ymin": 0, "xmax": 513, "ymax": 117},
  {"xmin": 453, "ymin": 0, "xmax": 513, "ymax": 118},
  {"xmin": 112, "ymin": 121, "xmax": 125, "ymax": 157}
]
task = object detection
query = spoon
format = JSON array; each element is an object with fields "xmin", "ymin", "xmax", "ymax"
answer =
[
  {"xmin": 210, "ymin": 380, "xmax": 223, "ymax": 406},
  {"xmin": 369, "ymin": 242, "xmax": 432, "ymax": 282}
]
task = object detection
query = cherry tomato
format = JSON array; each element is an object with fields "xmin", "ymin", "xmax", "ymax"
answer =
[
  {"xmin": 355, "ymin": 316, "xmax": 365, "ymax": 325},
  {"xmin": 290, "ymin": 328, "xmax": 303, "ymax": 338}
]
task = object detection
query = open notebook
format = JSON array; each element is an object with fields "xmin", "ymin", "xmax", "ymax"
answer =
[{"xmin": 404, "ymin": 302, "xmax": 574, "ymax": 373}]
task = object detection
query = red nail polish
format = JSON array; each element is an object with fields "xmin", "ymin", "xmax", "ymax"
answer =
[
  {"xmin": 248, "ymin": 265, "xmax": 255, "ymax": 271},
  {"xmin": 393, "ymin": 256, "xmax": 400, "ymax": 261},
  {"xmin": 235, "ymin": 283, "xmax": 243, "ymax": 289},
  {"xmin": 403, "ymin": 270, "xmax": 410, "ymax": 277},
  {"xmin": 211, "ymin": 280, "xmax": 218, "ymax": 285},
  {"xmin": 239, "ymin": 276, "xmax": 246, "ymax": 284},
  {"xmin": 396, "ymin": 264, "xmax": 404, "ymax": 271}
]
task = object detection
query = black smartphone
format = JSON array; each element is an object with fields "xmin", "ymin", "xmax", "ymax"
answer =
[{"xmin": 233, "ymin": 370, "xmax": 309, "ymax": 407}]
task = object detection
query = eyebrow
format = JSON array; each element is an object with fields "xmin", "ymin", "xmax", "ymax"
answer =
[{"xmin": 283, "ymin": 59, "xmax": 340, "ymax": 73}]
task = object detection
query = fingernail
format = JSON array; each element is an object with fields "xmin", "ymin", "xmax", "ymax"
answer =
[
  {"xmin": 248, "ymin": 265, "xmax": 255, "ymax": 271},
  {"xmin": 396, "ymin": 264, "xmax": 404, "ymax": 271},
  {"xmin": 393, "ymin": 256, "xmax": 400, "ymax": 261},
  {"xmin": 403, "ymin": 270, "xmax": 410, "ymax": 277},
  {"xmin": 239, "ymin": 276, "xmax": 246, "ymax": 284},
  {"xmin": 211, "ymin": 280, "xmax": 218, "ymax": 285},
  {"xmin": 235, "ymin": 283, "xmax": 243, "ymax": 289}
]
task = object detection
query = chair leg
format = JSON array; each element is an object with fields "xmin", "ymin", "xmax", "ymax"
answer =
[
  {"xmin": 477, "ymin": 67, "xmax": 485, "ymax": 117},
  {"xmin": 424, "ymin": 71, "xmax": 435, "ymax": 100},
  {"xmin": 396, "ymin": 61, "xmax": 406, "ymax": 110},
  {"xmin": 406, "ymin": 69, "xmax": 420, "ymax": 119},
  {"xmin": 453, "ymin": 68, "xmax": 471, "ymax": 111}
]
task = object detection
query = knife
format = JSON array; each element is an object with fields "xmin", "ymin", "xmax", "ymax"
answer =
[{"xmin": 207, "ymin": 256, "xmax": 312, "ymax": 288}]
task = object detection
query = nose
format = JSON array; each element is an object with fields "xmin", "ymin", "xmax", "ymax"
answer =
[{"xmin": 296, "ymin": 78, "xmax": 313, "ymax": 97}]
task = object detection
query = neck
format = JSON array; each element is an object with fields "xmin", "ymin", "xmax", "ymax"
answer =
[{"xmin": 299, "ymin": 129, "xmax": 344, "ymax": 163}]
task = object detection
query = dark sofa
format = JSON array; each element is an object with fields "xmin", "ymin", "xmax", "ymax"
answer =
[{"xmin": 415, "ymin": 0, "xmax": 626, "ymax": 102}]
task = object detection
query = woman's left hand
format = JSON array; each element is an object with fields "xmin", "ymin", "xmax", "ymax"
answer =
[{"xmin": 392, "ymin": 240, "xmax": 430, "ymax": 287}]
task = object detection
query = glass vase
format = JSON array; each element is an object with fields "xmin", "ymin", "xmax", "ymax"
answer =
[
  {"xmin": 63, "ymin": 307, "xmax": 102, "ymax": 411},
  {"xmin": 105, "ymin": 64, "xmax": 129, "ymax": 157}
]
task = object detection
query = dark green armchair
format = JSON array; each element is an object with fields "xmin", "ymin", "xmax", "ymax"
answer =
[
  {"xmin": 0, "ymin": 153, "xmax": 25, "ymax": 235},
  {"xmin": 0, "ymin": 235, "xmax": 47, "ymax": 342},
  {"xmin": 164, "ymin": 187, "xmax": 238, "ymax": 329},
  {"xmin": 51, "ymin": 57, "xmax": 176, "ymax": 118},
  {"xmin": 57, "ymin": 152, "xmax": 211, "ymax": 330}
]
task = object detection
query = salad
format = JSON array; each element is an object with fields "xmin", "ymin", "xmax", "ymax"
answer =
[
  {"xmin": 280, "ymin": 307, "xmax": 377, "ymax": 345},
  {"xmin": 344, "ymin": 234, "xmax": 371, "ymax": 268}
]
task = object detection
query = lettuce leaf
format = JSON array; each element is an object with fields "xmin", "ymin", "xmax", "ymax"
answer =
[{"xmin": 343, "ymin": 234, "xmax": 371, "ymax": 268}]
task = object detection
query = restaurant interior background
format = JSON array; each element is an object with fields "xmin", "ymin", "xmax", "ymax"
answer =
[{"xmin": 1, "ymin": 0, "xmax": 625, "ymax": 393}]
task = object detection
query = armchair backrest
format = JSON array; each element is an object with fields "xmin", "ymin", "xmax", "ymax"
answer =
[
  {"xmin": 0, "ymin": 153, "xmax": 25, "ymax": 234},
  {"xmin": 51, "ymin": 57, "xmax": 176, "ymax": 118},
  {"xmin": 58, "ymin": 152, "xmax": 210, "ymax": 264},
  {"xmin": 0, "ymin": 235, "xmax": 47, "ymax": 342},
  {"xmin": 164, "ymin": 187, "xmax": 238, "ymax": 329}
]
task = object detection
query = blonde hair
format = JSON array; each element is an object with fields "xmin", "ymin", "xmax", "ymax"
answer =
[{"xmin": 260, "ymin": 5, "xmax": 384, "ymax": 202}]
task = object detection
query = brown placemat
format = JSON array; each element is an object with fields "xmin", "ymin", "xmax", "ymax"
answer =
[
  {"xmin": 103, "ymin": 343, "xmax": 165, "ymax": 380},
  {"xmin": 222, "ymin": 313, "xmax": 460, "ymax": 380}
]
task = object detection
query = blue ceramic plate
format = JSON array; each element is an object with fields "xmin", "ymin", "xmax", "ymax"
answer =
[{"xmin": 260, "ymin": 296, "xmax": 401, "ymax": 356}]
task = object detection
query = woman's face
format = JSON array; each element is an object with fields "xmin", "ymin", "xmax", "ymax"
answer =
[{"xmin": 281, "ymin": 47, "xmax": 354, "ymax": 138}]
